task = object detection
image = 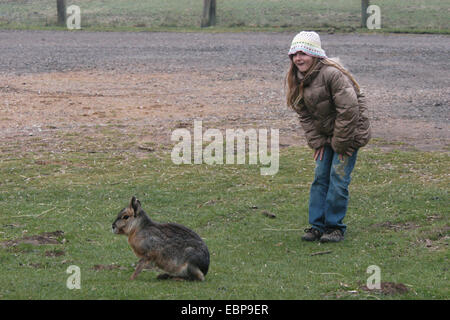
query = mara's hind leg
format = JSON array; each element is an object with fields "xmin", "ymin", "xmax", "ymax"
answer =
[
  {"xmin": 187, "ymin": 264, "xmax": 205, "ymax": 281},
  {"xmin": 156, "ymin": 262, "xmax": 189, "ymax": 281},
  {"xmin": 157, "ymin": 273, "xmax": 188, "ymax": 281},
  {"xmin": 157, "ymin": 273, "xmax": 174, "ymax": 280},
  {"xmin": 157, "ymin": 263, "xmax": 204, "ymax": 281}
]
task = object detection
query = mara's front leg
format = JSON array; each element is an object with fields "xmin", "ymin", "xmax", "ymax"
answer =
[{"xmin": 130, "ymin": 258, "xmax": 148, "ymax": 280}]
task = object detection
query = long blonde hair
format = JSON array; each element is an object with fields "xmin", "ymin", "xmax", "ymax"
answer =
[{"xmin": 285, "ymin": 57, "xmax": 360, "ymax": 110}]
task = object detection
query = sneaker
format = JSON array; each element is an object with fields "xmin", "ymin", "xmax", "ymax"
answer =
[
  {"xmin": 301, "ymin": 228, "xmax": 323, "ymax": 241},
  {"xmin": 320, "ymin": 229, "xmax": 345, "ymax": 243}
]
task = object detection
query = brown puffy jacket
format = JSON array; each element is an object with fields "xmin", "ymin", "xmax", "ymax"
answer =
[{"xmin": 292, "ymin": 61, "xmax": 371, "ymax": 155}]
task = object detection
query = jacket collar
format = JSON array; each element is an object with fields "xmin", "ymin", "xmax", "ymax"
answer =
[{"xmin": 297, "ymin": 60, "xmax": 324, "ymax": 86}]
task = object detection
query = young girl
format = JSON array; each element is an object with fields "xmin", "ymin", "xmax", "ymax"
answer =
[{"xmin": 286, "ymin": 31, "xmax": 371, "ymax": 243}]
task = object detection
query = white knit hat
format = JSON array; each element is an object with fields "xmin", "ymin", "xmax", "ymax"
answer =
[{"xmin": 288, "ymin": 31, "xmax": 327, "ymax": 59}]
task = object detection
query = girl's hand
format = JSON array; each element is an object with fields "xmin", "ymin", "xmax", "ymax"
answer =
[
  {"xmin": 314, "ymin": 146, "xmax": 325, "ymax": 161},
  {"xmin": 338, "ymin": 147, "xmax": 355, "ymax": 161}
]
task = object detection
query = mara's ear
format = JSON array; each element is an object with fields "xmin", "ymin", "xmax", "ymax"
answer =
[{"xmin": 129, "ymin": 196, "xmax": 141, "ymax": 216}]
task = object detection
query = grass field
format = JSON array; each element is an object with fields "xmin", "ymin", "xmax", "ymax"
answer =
[
  {"xmin": 0, "ymin": 137, "xmax": 448, "ymax": 299},
  {"xmin": 0, "ymin": 0, "xmax": 448, "ymax": 33},
  {"xmin": 0, "ymin": 2, "xmax": 449, "ymax": 299}
]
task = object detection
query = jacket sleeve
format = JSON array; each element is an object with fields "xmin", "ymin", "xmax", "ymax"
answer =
[
  {"xmin": 328, "ymin": 69, "xmax": 360, "ymax": 154},
  {"xmin": 296, "ymin": 103, "xmax": 329, "ymax": 150}
]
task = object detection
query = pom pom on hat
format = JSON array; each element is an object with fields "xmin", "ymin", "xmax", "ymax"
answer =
[{"xmin": 288, "ymin": 31, "xmax": 327, "ymax": 59}]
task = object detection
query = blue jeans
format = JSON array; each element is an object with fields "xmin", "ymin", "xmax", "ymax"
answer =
[{"xmin": 308, "ymin": 145, "xmax": 358, "ymax": 234}]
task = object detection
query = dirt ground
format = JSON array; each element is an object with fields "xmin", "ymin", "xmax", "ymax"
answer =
[{"xmin": 0, "ymin": 31, "xmax": 448, "ymax": 154}]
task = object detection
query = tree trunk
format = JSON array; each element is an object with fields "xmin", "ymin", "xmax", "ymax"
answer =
[
  {"xmin": 56, "ymin": 0, "xmax": 67, "ymax": 26},
  {"xmin": 361, "ymin": 0, "xmax": 370, "ymax": 28},
  {"xmin": 201, "ymin": 0, "xmax": 216, "ymax": 27},
  {"xmin": 209, "ymin": 0, "xmax": 216, "ymax": 26}
]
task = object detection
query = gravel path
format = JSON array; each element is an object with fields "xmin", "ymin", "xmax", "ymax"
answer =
[{"xmin": 0, "ymin": 30, "xmax": 449, "ymax": 151}]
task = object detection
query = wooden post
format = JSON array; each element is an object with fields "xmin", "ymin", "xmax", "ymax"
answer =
[
  {"xmin": 361, "ymin": 0, "xmax": 370, "ymax": 28},
  {"xmin": 201, "ymin": 0, "xmax": 216, "ymax": 27},
  {"xmin": 57, "ymin": 0, "xmax": 67, "ymax": 26}
]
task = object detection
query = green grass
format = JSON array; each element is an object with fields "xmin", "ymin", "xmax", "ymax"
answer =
[
  {"xmin": 0, "ymin": 142, "xmax": 448, "ymax": 299},
  {"xmin": 0, "ymin": 0, "xmax": 448, "ymax": 34}
]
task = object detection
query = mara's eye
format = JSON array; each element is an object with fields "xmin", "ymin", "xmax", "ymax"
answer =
[{"xmin": 123, "ymin": 215, "xmax": 129, "ymax": 220}]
